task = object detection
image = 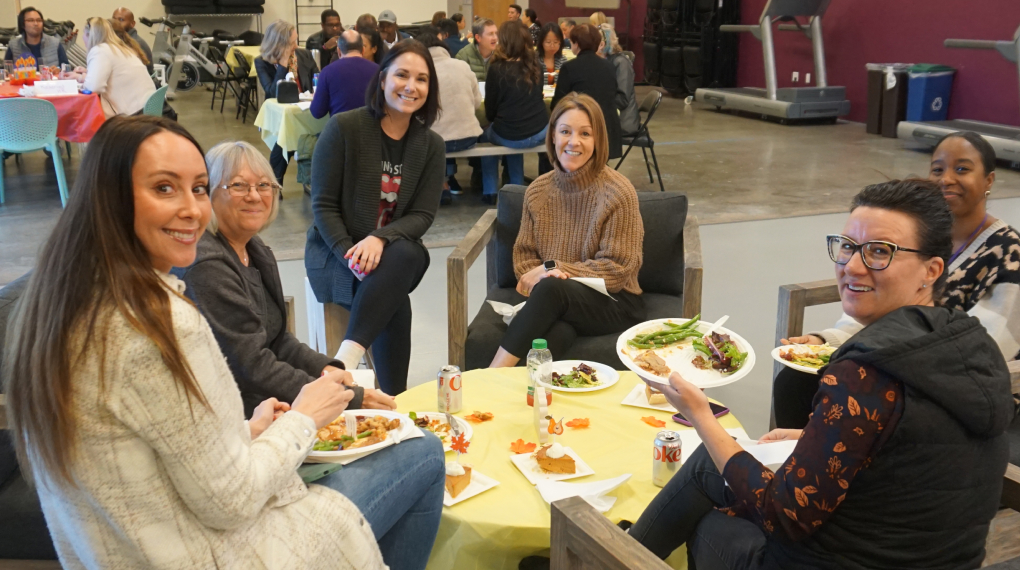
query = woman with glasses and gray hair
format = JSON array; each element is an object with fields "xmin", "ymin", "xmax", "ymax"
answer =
[{"xmin": 174, "ymin": 141, "xmax": 398, "ymax": 419}]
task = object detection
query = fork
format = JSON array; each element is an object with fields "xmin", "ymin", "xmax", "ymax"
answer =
[
  {"xmin": 345, "ymin": 414, "xmax": 357, "ymax": 441},
  {"xmin": 445, "ymin": 412, "xmax": 461, "ymax": 438}
]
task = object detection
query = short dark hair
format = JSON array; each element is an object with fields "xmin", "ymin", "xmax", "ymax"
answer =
[
  {"xmin": 850, "ymin": 179, "xmax": 953, "ymax": 298},
  {"xmin": 935, "ymin": 131, "xmax": 997, "ymax": 175},
  {"xmin": 360, "ymin": 28, "xmax": 387, "ymax": 64},
  {"xmin": 565, "ymin": 19, "xmax": 577, "ymax": 27},
  {"xmin": 17, "ymin": 7, "xmax": 42, "ymax": 36},
  {"xmin": 509, "ymin": 4, "xmax": 522, "ymax": 15},
  {"xmin": 365, "ymin": 39, "xmax": 441, "ymax": 128},
  {"xmin": 525, "ymin": 8, "xmax": 539, "ymax": 25},
  {"xmin": 451, "ymin": 13, "xmax": 463, "ymax": 23},
  {"xmin": 570, "ymin": 23, "xmax": 602, "ymax": 52},
  {"xmin": 338, "ymin": 30, "xmax": 363, "ymax": 54},
  {"xmin": 438, "ymin": 18, "xmax": 458, "ymax": 38},
  {"xmin": 356, "ymin": 13, "xmax": 377, "ymax": 32},
  {"xmin": 416, "ymin": 26, "xmax": 449, "ymax": 53},
  {"xmin": 320, "ymin": 9, "xmax": 340, "ymax": 24}
]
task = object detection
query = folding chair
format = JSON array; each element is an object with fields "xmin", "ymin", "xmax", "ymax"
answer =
[{"xmin": 615, "ymin": 90, "xmax": 665, "ymax": 192}]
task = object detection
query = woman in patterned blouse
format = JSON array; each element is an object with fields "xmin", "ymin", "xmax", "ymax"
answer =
[
  {"xmin": 775, "ymin": 132, "xmax": 1020, "ymax": 429},
  {"xmin": 628, "ymin": 179, "xmax": 1015, "ymax": 569}
]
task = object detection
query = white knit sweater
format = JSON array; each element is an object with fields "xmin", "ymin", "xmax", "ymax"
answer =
[
  {"xmin": 32, "ymin": 273, "xmax": 386, "ymax": 570},
  {"xmin": 427, "ymin": 46, "xmax": 483, "ymax": 142}
]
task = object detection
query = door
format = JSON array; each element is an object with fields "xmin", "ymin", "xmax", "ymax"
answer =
[{"xmin": 473, "ymin": 0, "xmax": 512, "ymax": 26}]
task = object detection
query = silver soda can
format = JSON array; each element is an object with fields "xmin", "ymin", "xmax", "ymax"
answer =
[
  {"xmin": 652, "ymin": 430, "xmax": 682, "ymax": 487},
  {"xmin": 437, "ymin": 365, "xmax": 463, "ymax": 413}
]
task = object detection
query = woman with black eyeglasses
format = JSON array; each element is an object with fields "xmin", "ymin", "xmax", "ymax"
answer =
[
  {"xmin": 620, "ymin": 179, "xmax": 1013, "ymax": 570},
  {"xmin": 774, "ymin": 132, "xmax": 1020, "ymax": 429}
]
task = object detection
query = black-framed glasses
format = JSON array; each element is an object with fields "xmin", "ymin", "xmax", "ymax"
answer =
[
  {"xmin": 219, "ymin": 181, "xmax": 280, "ymax": 197},
  {"xmin": 826, "ymin": 234, "xmax": 925, "ymax": 270}
]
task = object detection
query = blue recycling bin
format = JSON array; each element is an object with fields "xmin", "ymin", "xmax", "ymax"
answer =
[{"xmin": 906, "ymin": 63, "xmax": 956, "ymax": 122}]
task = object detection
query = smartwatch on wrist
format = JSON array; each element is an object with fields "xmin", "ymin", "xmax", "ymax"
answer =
[{"xmin": 543, "ymin": 260, "xmax": 557, "ymax": 271}]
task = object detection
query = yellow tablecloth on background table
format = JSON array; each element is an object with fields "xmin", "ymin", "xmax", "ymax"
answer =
[
  {"xmin": 225, "ymin": 45, "xmax": 261, "ymax": 77},
  {"xmin": 253, "ymin": 98, "xmax": 328, "ymax": 155},
  {"xmin": 394, "ymin": 368, "xmax": 745, "ymax": 570}
]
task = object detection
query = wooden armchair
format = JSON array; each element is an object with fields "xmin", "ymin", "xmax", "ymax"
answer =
[
  {"xmin": 773, "ymin": 278, "xmax": 1020, "ymax": 566},
  {"xmin": 551, "ymin": 497, "xmax": 670, "ymax": 570},
  {"xmin": 447, "ymin": 187, "xmax": 703, "ymax": 370}
]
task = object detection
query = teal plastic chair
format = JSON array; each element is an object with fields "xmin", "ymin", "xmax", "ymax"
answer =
[
  {"xmin": 143, "ymin": 85, "xmax": 168, "ymax": 117},
  {"xmin": 0, "ymin": 98, "xmax": 68, "ymax": 207}
]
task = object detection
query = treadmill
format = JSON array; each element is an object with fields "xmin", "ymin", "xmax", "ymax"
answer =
[
  {"xmin": 695, "ymin": 0, "xmax": 850, "ymax": 123},
  {"xmin": 897, "ymin": 25, "xmax": 1020, "ymax": 163}
]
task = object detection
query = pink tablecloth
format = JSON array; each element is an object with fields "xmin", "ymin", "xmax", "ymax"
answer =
[{"xmin": 0, "ymin": 84, "xmax": 106, "ymax": 143}]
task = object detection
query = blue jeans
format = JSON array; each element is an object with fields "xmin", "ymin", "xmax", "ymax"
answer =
[
  {"xmin": 317, "ymin": 431, "xmax": 446, "ymax": 570},
  {"xmin": 479, "ymin": 125, "xmax": 548, "ymax": 196},
  {"xmin": 446, "ymin": 137, "xmax": 477, "ymax": 177}
]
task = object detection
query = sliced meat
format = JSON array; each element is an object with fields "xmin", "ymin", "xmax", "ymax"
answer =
[{"xmin": 635, "ymin": 351, "xmax": 671, "ymax": 376}]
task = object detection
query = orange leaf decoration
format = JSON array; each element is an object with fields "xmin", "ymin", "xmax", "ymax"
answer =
[
  {"xmin": 641, "ymin": 416, "xmax": 666, "ymax": 428},
  {"xmin": 451, "ymin": 433, "xmax": 470, "ymax": 454},
  {"xmin": 565, "ymin": 418, "xmax": 590, "ymax": 428},
  {"xmin": 464, "ymin": 411, "xmax": 494, "ymax": 423},
  {"xmin": 510, "ymin": 439, "xmax": 537, "ymax": 454},
  {"xmin": 795, "ymin": 487, "xmax": 809, "ymax": 507},
  {"xmin": 833, "ymin": 442, "xmax": 846, "ymax": 453},
  {"xmin": 847, "ymin": 396, "xmax": 861, "ymax": 416}
]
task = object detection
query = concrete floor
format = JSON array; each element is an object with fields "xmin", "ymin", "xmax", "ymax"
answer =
[{"xmin": 3, "ymin": 85, "xmax": 1019, "ymax": 435}]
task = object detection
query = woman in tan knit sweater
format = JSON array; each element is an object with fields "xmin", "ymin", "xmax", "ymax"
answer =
[{"xmin": 490, "ymin": 93, "xmax": 645, "ymax": 367}]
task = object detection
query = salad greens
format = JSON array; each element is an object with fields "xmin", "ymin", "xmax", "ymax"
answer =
[
  {"xmin": 692, "ymin": 332, "xmax": 747, "ymax": 374},
  {"xmin": 312, "ymin": 429, "xmax": 373, "ymax": 452},
  {"xmin": 551, "ymin": 363, "xmax": 601, "ymax": 388}
]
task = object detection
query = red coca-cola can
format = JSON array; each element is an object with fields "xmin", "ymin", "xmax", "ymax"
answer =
[
  {"xmin": 437, "ymin": 365, "xmax": 462, "ymax": 413},
  {"xmin": 652, "ymin": 430, "xmax": 682, "ymax": 487}
]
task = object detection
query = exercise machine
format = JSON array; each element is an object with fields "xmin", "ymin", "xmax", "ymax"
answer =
[
  {"xmin": 695, "ymin": 0, "xmax": 850, "ymax": 122},
  {"xmin": 140, "ymin": 17, "xmax": 240, "ymax": 97},
  {"xmin": 897, "ymin": 25, "xmax": 1020, "ymax": 162}
]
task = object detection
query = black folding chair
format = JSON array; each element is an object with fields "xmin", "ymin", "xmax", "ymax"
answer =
[
  {"xmin": 233, "ymin": 56, "xmax": 259, "ymax": 123},
  {"xmin": 615, "ymin": 90, "xmax": 665, "ymax": 192}
]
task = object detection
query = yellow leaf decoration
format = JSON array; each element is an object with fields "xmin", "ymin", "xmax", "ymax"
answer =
[{"xmin": 847, "ymin": 396, "xmax": 861, "ymax": 416}]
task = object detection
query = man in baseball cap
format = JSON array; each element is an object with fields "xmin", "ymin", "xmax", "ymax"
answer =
[{"xmin": 377, "ymin": 10, "xmax": 410, "ymax": 49}]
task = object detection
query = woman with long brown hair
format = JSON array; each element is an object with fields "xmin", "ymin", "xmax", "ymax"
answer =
[
  {"xmin": 2, "ymin": 116, "xmax": 389, "ymax": 569},
  {"xmin": 479, "ymin": 20, "xmax": 549, "ymax": 204}
]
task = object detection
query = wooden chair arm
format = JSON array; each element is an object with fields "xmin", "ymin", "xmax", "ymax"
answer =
[
  {"xmin": 284, "ymin": 296, "xmax": 295, "ymax": 336},
  {"xmin": 551, "ymin": 496, "xmax": 671, "ymax": 570},
  {"xmin": 1008, "ymin": 360, "xmax": 1020, "ymax": 396},
  {"xmin": 448, "ymin": 209, "xmax": 498, "ymax": 369},
  {"xmin": 682, "ymin": 216, "xmax": 703, "ymax": 318},
  {"xmin": 0, "ymin": 393, "xmax": 6, "ymax": 430},
  {"xmin": 1004, "ymin": 463, "xmax": 1020, "ymax": 512}
]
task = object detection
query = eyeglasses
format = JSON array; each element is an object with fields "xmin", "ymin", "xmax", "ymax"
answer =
[
  {"xmin": 826, "ymin": 234, "xmax": 925, "ymax": 270},
  {"xmin": 24, "ymin": 18, "xmax": 43, "ymax": 24},
  {"xmin": 219, "ymin": 181, "xmax": 280, "ymax": 197}
]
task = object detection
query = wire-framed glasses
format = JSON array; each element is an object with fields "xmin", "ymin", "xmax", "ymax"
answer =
[
  {"xmin": 826, "ymin": 234, "xmax": 925, "ymax": 270},
  {"xmin": 220, "ymin": 181, "xmax": 280, "ymax": 197}
]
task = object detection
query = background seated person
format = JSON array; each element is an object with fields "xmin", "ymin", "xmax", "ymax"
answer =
[
  {"xmin": 174, "ymin": 141, "xmax": 396, "ymax": 417},
  {"xmin": 83, "ymin": 17, "xmax": 155, "ymax": 118},
  {"xmin": 439, "ymin": 18, "xmax": 468, "ymax": 56},
  {"xmin": 304, "ymin": 8, "xmax": 342, "ymax": 69},
  {"xmin": 310, "ymin": 29, "xmax": 378, "ymax": 119},
  {"xmin": 774, "ymin": 132, "xmax": 1020, "ymax": 429},
  {"xmin": 489, "ymin": 93, "xmax": 644, "ymax": 367},
  {"xmin": 112, "ymin": 8, "xmax": 153, "ymax": 74},
  {"xmin": 255, "ymin": 19, "xmax": 317, "ymax": 186},
  {"xmin": 628, "ymin": 179, "xmax": 1014, "ymax": 569},
  {"xmin": 456, "ymin": 18, "xmax": 497, "ymax": 82},
  {"xmin": 304, "ymin": 42, "xmax": 445, "ymax": 395},
  {"xmin": 5, "ymin": 7, "xmax": 69, "ymax": 70}
]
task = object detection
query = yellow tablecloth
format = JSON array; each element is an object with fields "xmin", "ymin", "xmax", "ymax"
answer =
[
  {"xmin": 226, "ymin": 45, "xmax": 261, "ymax": 77},
  {"xmin": 394, "ymin": 368, "xmax": 745, "ymax": 570},
  {"xmin": 253, "ymin": 98, "xmax": 328, "ymax": 155}
]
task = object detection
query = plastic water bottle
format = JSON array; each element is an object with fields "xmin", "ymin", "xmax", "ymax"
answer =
[
  {"xmin": 313, "ymin": 73, "xmax": 319, "ymax": 93},
  {"xmin": 526, "ymin": 339, "xmax": 553, "ymax": 407}
]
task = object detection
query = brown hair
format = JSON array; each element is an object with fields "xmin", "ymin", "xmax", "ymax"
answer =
[
  {"xmin": 570, "ymin": 23, "xmax": 602, "ymax": 53},
  {"xmin": 2, "ymin": 116, "xmax": 210, "ymax": 487},
  {"xmin": 545, "ymin": 92, "xmax": 608, "ymax": 172},
  {"xmin": 431, "ymin": 11, "xmax": 446, "ymax": 27},
  {"xmin": 492, "ymin": 20, "xmax": 541, "ymax": 88},
  {"xmin": 365, "ymin": 39, "xmax": 441, "ymax": 128}
]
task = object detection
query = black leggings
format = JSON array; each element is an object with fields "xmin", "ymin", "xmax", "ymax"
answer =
[
  {"xmin": 269, "ymin": 143, "xmax": 293, "ymax": 185},
  {"xmin": 499, "ymin": 277, "xmax": 645, "ymax": 358},
  {"xmin": 772, "ymin": 367, "xmax": 819, "ymax": 429},
  {"xmin": 342, "ymin": 240, "xmax": 428, "ymax": 395},
  {"xmin": 630, "ymin": 444, "xmax": 767, "ymax": 569}
]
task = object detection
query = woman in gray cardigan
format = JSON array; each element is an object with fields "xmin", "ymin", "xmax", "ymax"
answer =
[
  {"xmin": 304, "ymin": 40, "xmax": 445, "ymax": 395},
  {"xmin": 175, "ymin": 141, "xmax": 396, "ymax": 418}
]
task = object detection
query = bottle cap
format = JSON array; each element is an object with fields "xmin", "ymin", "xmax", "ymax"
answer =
[{"xmin": 532, "ymin": 339, "xmax": 547, "ymax": 350}]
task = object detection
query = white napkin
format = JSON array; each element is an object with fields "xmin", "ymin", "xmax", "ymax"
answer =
[
  {"xmin": 734, "ymin": 438, "xmax": 797, "ymax": 467},
  {"xmin": 571, "ymin": 277, "xmax": 615, "ymax": 300},
  {"xmin": 295, "ymin": 101, "xmax": 312, "ymax": 111},
  {"xmin": 348, "ymin": 369, "xmax": 376, "ymax": 390},
  {"xmin": 488, "ymin": 300, "xmax": 526, "ymax": 324},
  {"xmin": 677, "ymin": 427, "xmax": 750, "ymax": 463},
  {"xmin": 535, "ymin": 474, "xmax": 631, "ymax": 513}
]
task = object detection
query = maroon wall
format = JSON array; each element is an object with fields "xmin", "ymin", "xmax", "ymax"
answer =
[
  {"xmin": 736, "ymin": 0, "xmax": 1020, "ymax": 125},
  {"xmin": 527, "ymin": 0, "xmax": 649, "ymax": 81}
]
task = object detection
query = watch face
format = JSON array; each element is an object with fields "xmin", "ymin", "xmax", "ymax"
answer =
[{"xmin": 544, "ymin": 260, "xmax": 555, "ymax": 270}]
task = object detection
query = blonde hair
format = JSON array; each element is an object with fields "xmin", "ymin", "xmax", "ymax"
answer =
[
  {"xmin": 205, "ymin": 141, "xmax": 280, "ymax": 234},
  {"xmin": 85, "ymin": 17, "xmax": 135, "ymax": 58},
  {"xmin": 111, "ymin": 19, "xmax": 150, "ymax": 65},
  {"xmin": 589, "ymin": 11, "xmax": 608, "ymax": 26},
  {"xmin": 545, "ymin": 92, "xmax": 608, "ymax": 172},
  {"xmin": 261, "ymin": 20, "xmax": 296, "ymax": 64}
]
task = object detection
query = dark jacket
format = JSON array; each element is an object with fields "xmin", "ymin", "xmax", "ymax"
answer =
[
  {"xmin": 305, "ymin": 107, "xmax": 445, "ymax": 306},
  {"xmin": 254, "ymin": 48, "xmax": 317, "ymax": 98},
  {"xmin": 0, "ymin": 273, "xmax": 31, "ymax": 486},
  {"xmin": 445, "ymin": 35, "xmax": 470, "ymax": 57},
  {"xmin": 174, "ymin": 232, "xmax": 363, "ymax": 418},
  {"xmin": 609, "ymin": 52, "xmax": 640, "ymax": 135},
  {"xmin": 771, "ymin": 306, "xmax": 1014, "ymax": 570},
  {"xmin": 304, "ymin": 30, "xmax": 338, "ymax": 69},
  {"xmin": 552, "ymin": 51, "xmax": 624, "ymax": 159}
]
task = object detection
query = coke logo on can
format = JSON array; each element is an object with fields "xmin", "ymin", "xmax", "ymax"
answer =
[{"xmin": 653, "ymin": 445, "xmax": 681, "ymax": 463}]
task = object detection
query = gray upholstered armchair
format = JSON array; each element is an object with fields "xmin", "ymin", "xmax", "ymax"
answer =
[{"xmin": 447, "ymin": 185, "xmax": 702, "ymax": 371}]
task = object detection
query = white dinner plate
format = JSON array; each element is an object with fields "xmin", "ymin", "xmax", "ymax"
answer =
[
  {"xmin": 770, "ymin": 345, "xmax": 831, "ymax": 375},
  {"xmin": 444, "ymin": 468, "xmax": 499, "ymax": 507},
  {"xmin": 510, "ymin": 446, "xmax": 595, "ymax": 484},
  {"xmin": 541, "ymin": 360, "xmax": 620, "ymax": 393},
  {"xmin": 619, "ymin": 383, "xmax": 677, "ymax": 412},
  {"xmin": 615, "ymin": 318, "xmax": 756, "ymax": 389},
  {"xmin": 409, "ymin": 412, "xmax": 473, "ymax": 453},
  {"xmin": 307, "ymin": 409, "xmax": 413, "ymax": 460}
]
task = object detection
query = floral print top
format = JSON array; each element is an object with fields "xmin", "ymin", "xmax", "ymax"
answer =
[{"xmin": 722, "ymin": 360, "xmax": 904, "ymax": 540}]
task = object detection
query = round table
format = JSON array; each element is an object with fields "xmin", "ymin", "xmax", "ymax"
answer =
[
  {"xmin": 393, "ymin": 367, "xmax": 746, "ymax": 570},
  {"xmin": 253, "ymin": 98, "xmax": 328, "ymax": 155},
  {"xmin": 0, "ymin": 84, "xmax": 105, "ymax": 143}
]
